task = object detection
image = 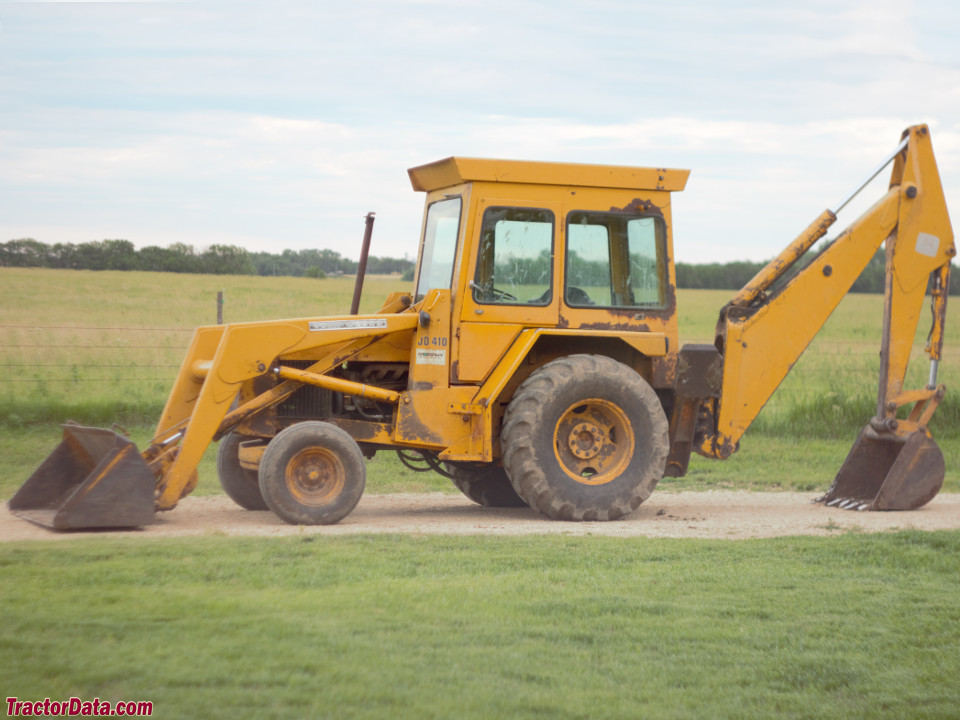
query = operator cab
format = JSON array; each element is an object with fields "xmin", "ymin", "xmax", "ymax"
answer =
[{"xmin": 408, "ymin": 156, "xmax": 689, "ymax": 385}]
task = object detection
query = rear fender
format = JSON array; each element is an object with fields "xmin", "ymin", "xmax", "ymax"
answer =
[{"xmin": 470, "ymin": 328, "xmax": 668, "ymax": 461}]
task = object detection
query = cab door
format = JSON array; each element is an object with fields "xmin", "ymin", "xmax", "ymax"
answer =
[{"xmin": 454, "ymin": 198, "xmax": 562, "ymax": 384}]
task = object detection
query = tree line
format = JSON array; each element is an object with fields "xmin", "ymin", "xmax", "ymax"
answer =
[
  {"xmin": 2, "ymin": 237, "xmax": 957, "ymax": 295},
  {"xmin": 677, "ymin": 249, "xmax": 960, "ymax": 296},
  {"xmin": 0, "ymin": 238, "xmax": 413, "ymax": 279}
]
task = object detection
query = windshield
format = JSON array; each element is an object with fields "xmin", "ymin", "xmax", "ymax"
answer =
[{"xmin": 415, "ymin": 196, "xmax": 462, "ymax": 301}]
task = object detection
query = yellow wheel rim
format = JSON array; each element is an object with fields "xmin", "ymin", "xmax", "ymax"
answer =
[
  {"xmin": 285, "ymin": 447, "xmax": 345, "ymax": 506},
  {"xmin": 553, "ymin": 398, "xmax": 634, "ymax": 486}
]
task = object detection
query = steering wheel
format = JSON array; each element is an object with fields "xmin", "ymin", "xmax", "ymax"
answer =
[
  {"xmin": 488, "ymin": 286, "xmax": 518, "ymax": 302},
  {"xmin": 471, "ymin": 280, "xmax": 517, "ymax": 303}
]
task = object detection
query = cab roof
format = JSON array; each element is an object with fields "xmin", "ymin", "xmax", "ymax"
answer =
[{"xmin": 408, "ymin": 156, "xmax": 690, "ymax": 193}]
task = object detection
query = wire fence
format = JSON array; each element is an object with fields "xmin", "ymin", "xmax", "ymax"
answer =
[
  {"xmin": 2, "ymin": 322, "xmax": 958, "ymax": 434},
  {"xmin": 3, "ymin": 325, "xmax": 957, "ymax": 377},
  {"xmin": 0, "ymin": 325, "xmax": 193, "ymax": 388}
]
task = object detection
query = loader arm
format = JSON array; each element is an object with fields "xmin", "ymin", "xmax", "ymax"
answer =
[
  {"xmin": 149, "ymin": 313, "xmax": 419, "ymax": 510},
  {"xmin": 704, "ymin": 124, "xmax": 955, "ymax": 461}
]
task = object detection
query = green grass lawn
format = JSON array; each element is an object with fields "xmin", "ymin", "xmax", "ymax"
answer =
[{"xmin": 2, "ymin": 532, "xmax": 958, "ymax": 719}]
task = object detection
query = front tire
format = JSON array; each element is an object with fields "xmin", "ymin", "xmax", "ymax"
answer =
[
  {"xmin": 501, "ymin": 354, "xmax": 669, "ymax": 521},
  {"xmin": 259, "ymin": 422, "xmax": 366, "ymax": 525},
  {"xmin": 217, "ymin": 432, "xmax": 268, "ymax": 511}
]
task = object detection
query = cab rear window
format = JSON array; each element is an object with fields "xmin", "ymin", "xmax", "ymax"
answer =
[{"xmin": 565, "ymin": 211, "xmax": 667, "ymax": 308}]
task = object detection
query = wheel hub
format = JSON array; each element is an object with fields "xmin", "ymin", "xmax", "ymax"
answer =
[
  {"xmin": 568, "ymin": 421, "xmax": 604, "ymax": 459},
  {"xmin": 553, "ymin": 398, "xmax": 634, "ymax": 486},
  {"xmin": 286, "ymin": 448, "xmax": 345, "ymax": 505}
]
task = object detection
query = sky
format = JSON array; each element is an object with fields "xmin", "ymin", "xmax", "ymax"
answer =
[{"xmin": 1, "ymin": 0, "xmax": 959, "ymax": 264}]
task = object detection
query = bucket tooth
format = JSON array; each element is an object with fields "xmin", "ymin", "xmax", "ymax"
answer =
[
  {"xmin": 816, "ymin": 425, "xmax": 945, "ymax": 512},
  {"xmin": 7, "ymin": 425, "xmax": 156, "ymax": 530}
]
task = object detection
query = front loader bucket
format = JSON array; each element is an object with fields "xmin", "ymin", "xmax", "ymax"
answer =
[
  {"xmin": 815, "ymin": 426, "xmax": 945, "ymax": 511},
  {"xmin": 7, "ymin": 424, "xmax": 156, "ymax": 530}
]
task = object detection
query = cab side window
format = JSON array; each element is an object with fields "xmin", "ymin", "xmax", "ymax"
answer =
[
  {"xmin": 473, "ymin": 207, "xmax": 554, "ymax": 305},
  {"xmin": 415, "ymin": 197, "xmax": 462, "ymax": 302},
  {"xmin": 566, "ymin": 211, "xmax": 667, "ymax": 308}
]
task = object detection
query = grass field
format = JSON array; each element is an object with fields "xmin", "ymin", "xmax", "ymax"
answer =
[
  {"xmin": 0, "ymin": 268, "xmax": 409, "ymax": 424},
  {"xmin": 1, "ymin": 267, "xmax": 958, "ymax": 497},
  {"xmin": 2, "ymin": 267, "xmax": 959, "ymax": 718},
  {"xmin": 3, "ymin": 268, "xmax": 957, "ymax": 426},
  {"xmin": 2, "ymin": 532, "xmax": 959, "ymax": 719}
]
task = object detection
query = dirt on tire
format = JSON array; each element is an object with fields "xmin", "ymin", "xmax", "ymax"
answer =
[{"xmin": 3, "ymin": 491, "xmax": 960, "ymax": 542}]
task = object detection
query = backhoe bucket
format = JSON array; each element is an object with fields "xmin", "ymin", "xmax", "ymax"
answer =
[
  {"xmin": 815, "ymin": 426, "xmax": 944, "ymax": 511},
  {"xmin": 7, "ymin": 425, "xmax": 156, "ymax": 530}
]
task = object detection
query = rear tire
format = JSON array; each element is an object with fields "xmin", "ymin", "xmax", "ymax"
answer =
[
  {"xmin": 217, "ymin": 432, "xmax": 268, "ymax": 511},
  {"xmin": 446, "ymin": 463, "xmax": 527, "ymax": 508},
  {"xmin": 501, "ymin": 354, "xmax": 669, "ymax": 521},
  {"xmin": 259, "ymin": 421, "xmax": 366, "ymax": 525}
]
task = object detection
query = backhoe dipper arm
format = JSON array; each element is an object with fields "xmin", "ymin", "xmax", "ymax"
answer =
[{"xmin": 702, "ymin": 124, "xmax": 955, "ymax": 459}]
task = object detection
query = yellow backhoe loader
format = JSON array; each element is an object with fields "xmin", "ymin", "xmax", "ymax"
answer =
[{"xmin": 9, "ymin": 124, "xmax": 954, "ymax": 529}]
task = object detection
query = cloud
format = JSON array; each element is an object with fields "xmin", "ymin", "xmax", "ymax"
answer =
[
  {"xmin": 5, "ymin": 108, "xmax": 954, "ymax": 263},
  {"xmin": 1, "ymin": 0, "xmax": 959, "ymax": 264}
]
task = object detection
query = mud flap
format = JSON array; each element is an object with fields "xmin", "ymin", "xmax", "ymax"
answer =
[
  {"xmin": 815, "ymin": 426, "xmax": 945, "ymax": 511},
  {"xmin": 7, "ymin": 425, "xmax": 156, "ymax": 530}
]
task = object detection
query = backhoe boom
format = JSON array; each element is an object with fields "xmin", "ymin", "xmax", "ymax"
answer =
[{"xmin": 698, "ymin": 124, "xmax": 954, "ymax": 510}]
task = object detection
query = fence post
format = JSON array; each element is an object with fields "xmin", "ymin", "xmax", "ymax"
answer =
[{"xmin": 217, "ymin": 290, "xmax": 224, "ymax": 324}]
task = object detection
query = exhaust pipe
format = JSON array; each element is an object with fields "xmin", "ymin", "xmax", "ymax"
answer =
[{"xmin": 349, "ymin": 212, "xmax": 376, "ymax": 315}]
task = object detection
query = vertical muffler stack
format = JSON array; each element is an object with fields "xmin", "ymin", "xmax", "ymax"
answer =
[
  {"xmin": 815, "ymin": 423, "xmax": 945, "ymax": 511},
  {"xmin": 7, "ymin": 424, "xmax": 156, "ymax": 530}
]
